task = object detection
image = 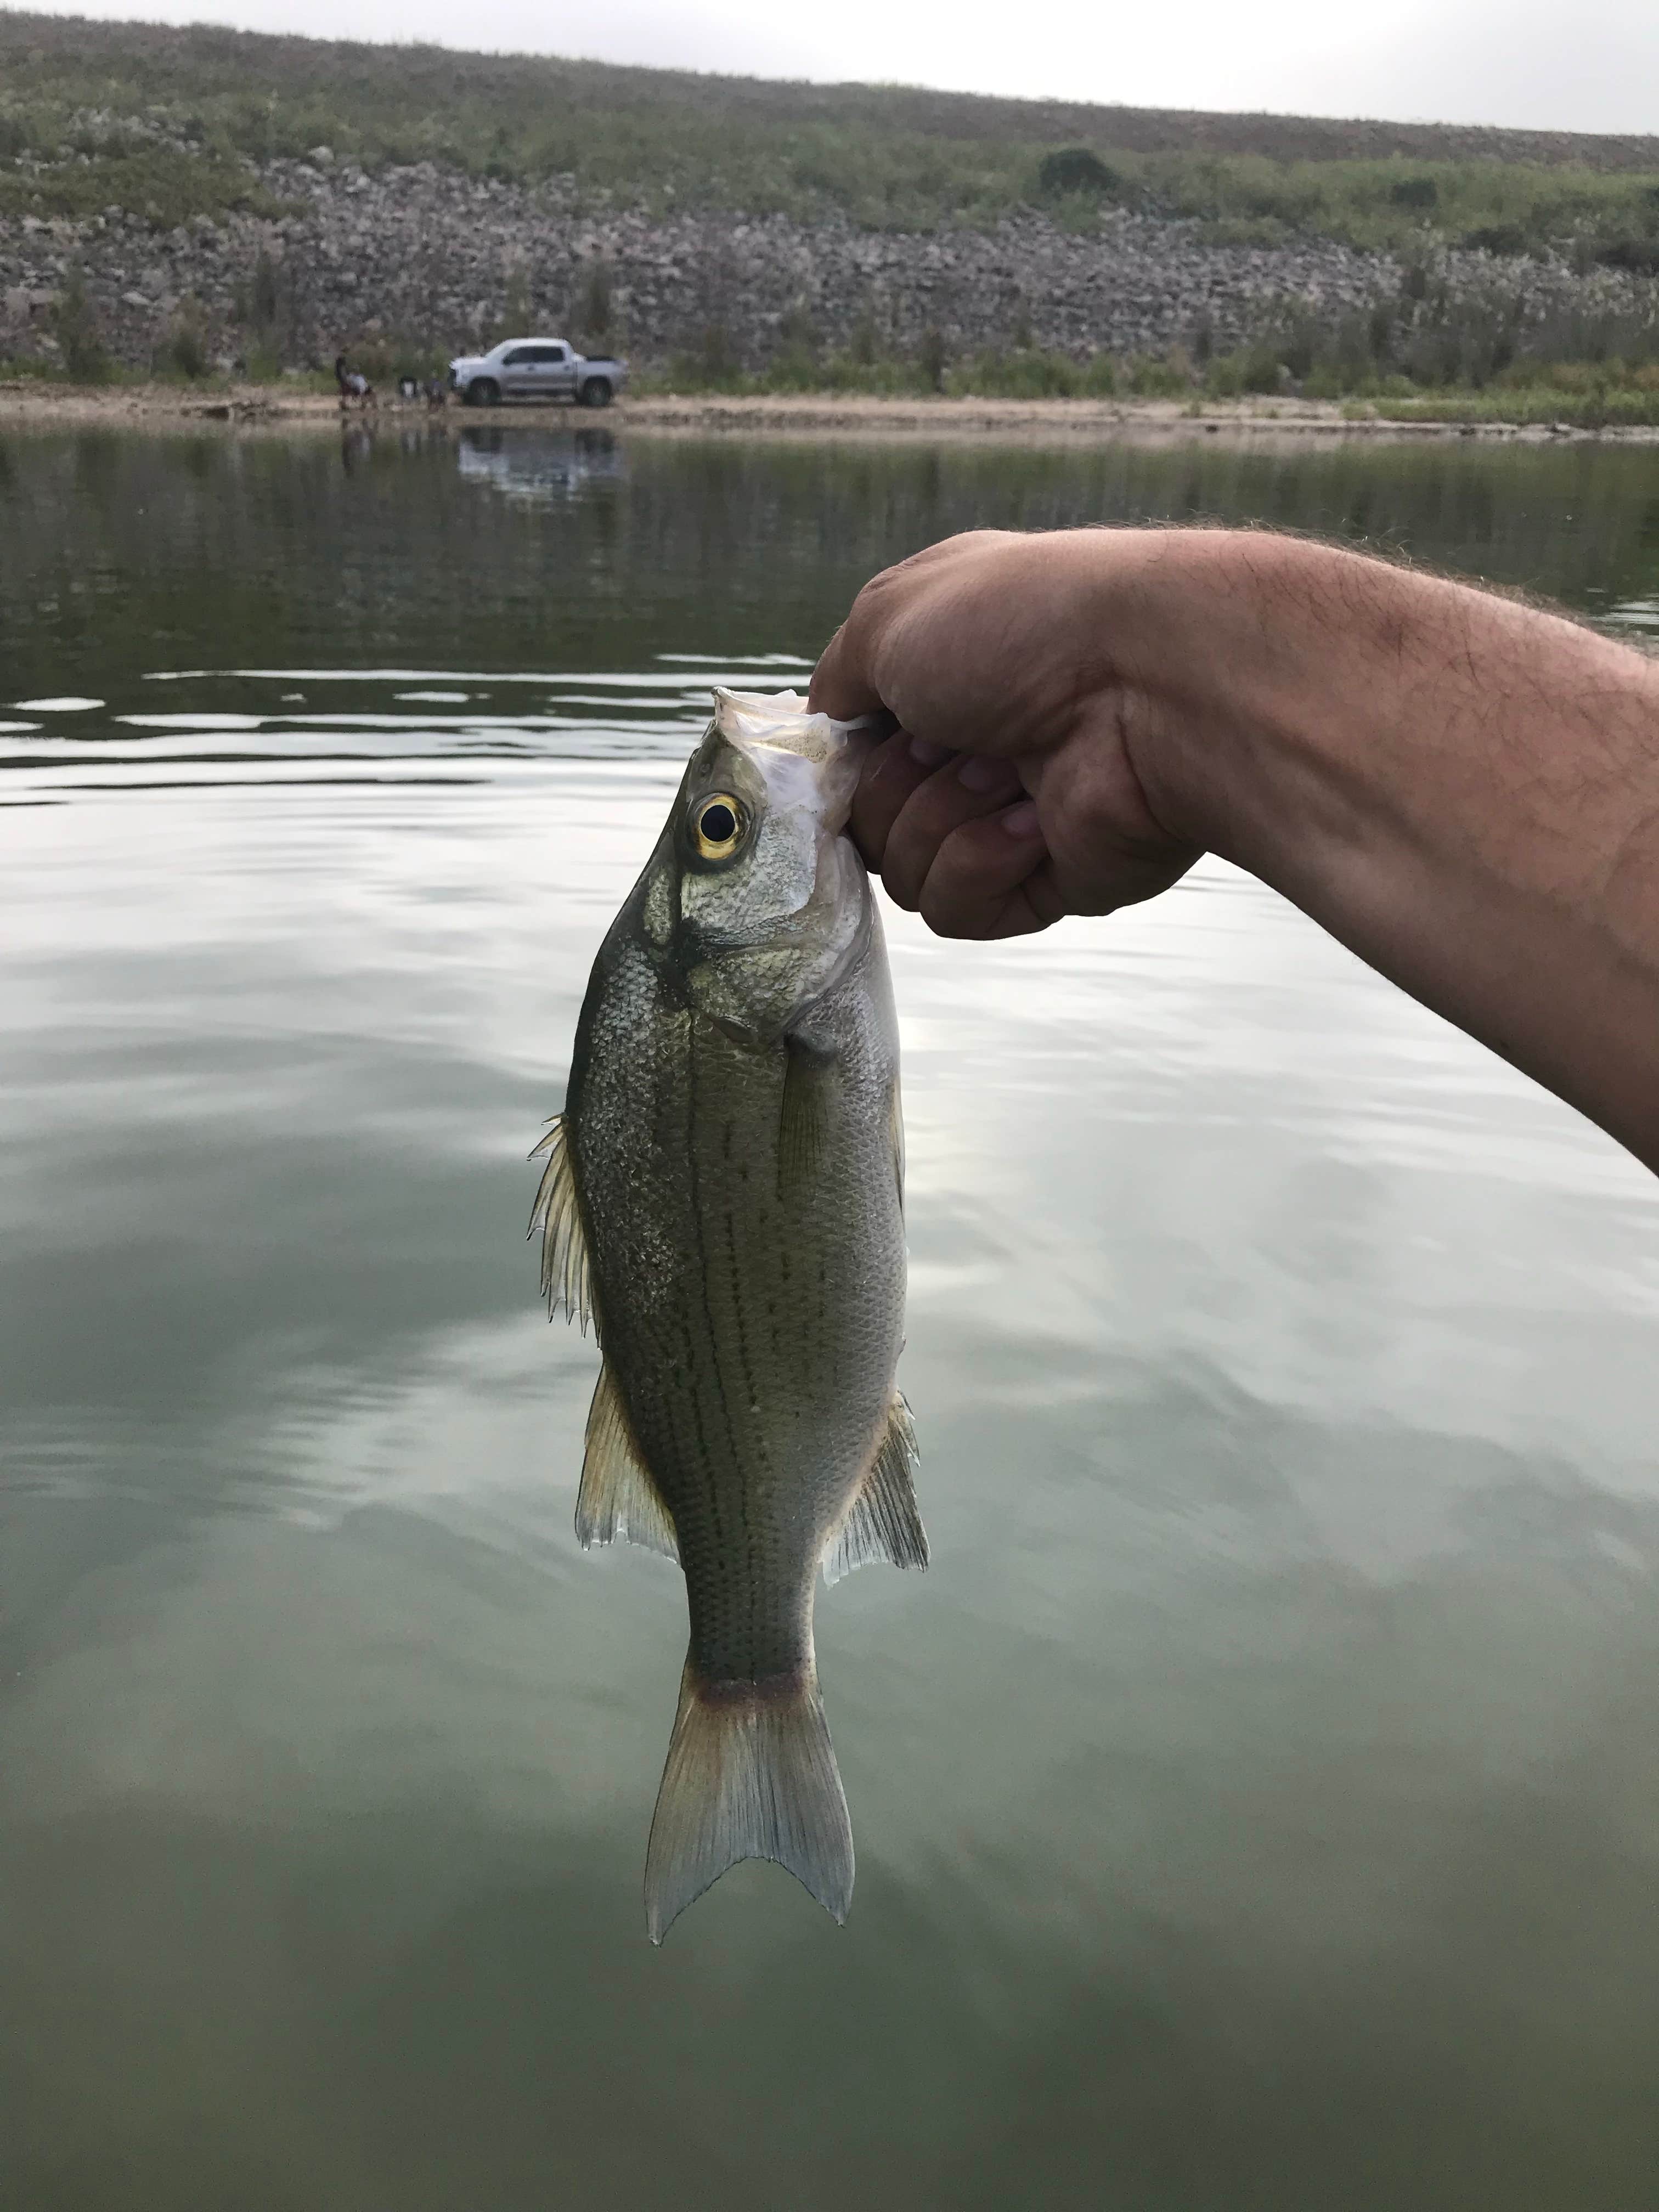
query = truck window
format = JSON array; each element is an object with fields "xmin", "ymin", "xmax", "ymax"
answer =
[{"xmin": 502, "ymin": 347, "xmax": 533, "ymax": 366}]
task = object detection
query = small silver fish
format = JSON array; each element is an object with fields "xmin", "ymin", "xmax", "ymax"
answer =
[{"xmin": 532, "ymin": 688, "xmax": 925, "ymax": 1942}]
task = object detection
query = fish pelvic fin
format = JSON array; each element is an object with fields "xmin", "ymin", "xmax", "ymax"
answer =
[
  {"xmin": 644, "ymin": 1658, "xmax": 854, "ymax": 1944},
  {"xmin": 577, "ymin": 1363, "xmax": 679, "ymax": 1562},
  {"xmin": 528, "ymin": 1115, "xmax": 596, "ymax": 1334},
  {"xmin": 824, "ymin": 1391, "xmax": 928, "ymax": 1586}
]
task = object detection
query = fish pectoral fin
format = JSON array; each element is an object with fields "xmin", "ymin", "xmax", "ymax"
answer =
[
  {"xmin": 823, "ymin": 1391, "xmax": 929, "ymax": 1585},
  {"xmin": 645, "ymin": 1657, "xmax": 854, "ymax": 1943},
  {"xmin": 576, "ymin": 1362, "xmax": 680, "ymax": 1562},
  {"xmin": 777, "ymin": 1036, "xmax": 834, "ymax": 1197},
  {"xmin": 889, "ymin": 1074, "xmax": 905, "ymax": 1214},
  {"xmin": 528, "ymin": 1114, "xmax": 596, "ymax": 1335}
]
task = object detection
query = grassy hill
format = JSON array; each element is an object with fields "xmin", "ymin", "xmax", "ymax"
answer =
[{"xmin": 2, "ymin": 9, "xmax": 1659, "ymax": 266}]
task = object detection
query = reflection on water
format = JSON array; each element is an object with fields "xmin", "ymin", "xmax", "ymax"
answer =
[
  {"xmin": 2, "ymin": 426, "xmax": 1658, "ymax": 2210},
  {"xmin": 455, "ymin": 424, "xmax": 627, "ymax": 505}
]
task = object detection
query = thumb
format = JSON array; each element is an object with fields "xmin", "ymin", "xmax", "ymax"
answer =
[{"xmin": 809, "ymin": 620, "xmax": 885, "ymax": 721}]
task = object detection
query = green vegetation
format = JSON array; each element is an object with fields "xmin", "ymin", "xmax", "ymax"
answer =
[
  {"xmin": 0, "ymin": 143, "xmax": 287, "ymax": 227},
  {"xmin": 48, "ymin": 267, "xmax": 110, "ymax": 380},
  {"xmin": 633, "ymin": 343, "xmax": 1659, "ymax": 424},
  {"xmin": 2, "ymin": 13, "xmax": 1658, "ymax": 256},
  {"xmin": 159, "ymin": 294, "xmax": 211, "ymax": 378},
  {"xmin": 7, "ymin": 312, "xmax": 1658, "ymax": 424},
  {"xmin": 1370, "ymin": 362, "xmax": 1659, "ymax": 427},
  {"xmin": 628, "ymin": 244, "xmax": 1659, "ymax": 410},
  {"xmin": 635, "ymin": 284, "xmax": 1659, "ymax": 424}
]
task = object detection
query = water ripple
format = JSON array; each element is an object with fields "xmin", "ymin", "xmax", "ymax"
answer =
[{"xmin": 0, "ymin": 654, "xmax": 813, "ymax": 799}]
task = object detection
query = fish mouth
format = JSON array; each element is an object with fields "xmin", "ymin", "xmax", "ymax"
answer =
[
  {"xmin": 714, "ymin": 687, "xmax": 877, "ymax": 835},
  {"xmin": 713, "ymin": 688, "xmax": 879, "ymax": 760}
]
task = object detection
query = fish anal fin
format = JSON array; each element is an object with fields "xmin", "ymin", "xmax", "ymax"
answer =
[
  {"xmin": 577, "ymin": 1363, "xmax": 679, "ymax": 1562},
  {"xmin": 824, "ymin": 1392, "xmax": 928, "ymax": 1585},
  {"xmin": 528, "ymin": 1114, "xmax": 597, "ymax": 1335},
  {"xmin": 645, "ymin": 1658, "xmax": 853, "ymax": 1943}
]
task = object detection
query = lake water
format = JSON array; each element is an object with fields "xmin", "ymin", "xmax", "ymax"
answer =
[{"xmin": 3, "ymin": 420, "xmax": 1658, "ymax": 2209}]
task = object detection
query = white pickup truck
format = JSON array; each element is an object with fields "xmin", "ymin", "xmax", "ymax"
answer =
[{"xmin": 447, "ymin": 337, "xmax": 629, "ymax": 409}]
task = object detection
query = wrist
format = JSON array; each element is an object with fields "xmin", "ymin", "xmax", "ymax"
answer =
[{"xmin": 1084, "ymin": 531, "xmax": 1311, "ymax": 862}]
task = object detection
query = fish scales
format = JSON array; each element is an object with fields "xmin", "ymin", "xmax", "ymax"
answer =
[
  {"xmin": 535, "ymin": 688, "xmax": 926, "ymax": 1940},
  {"xmin": 585, "ymin": 944, "xmax": 900, "ymax": 1677}
]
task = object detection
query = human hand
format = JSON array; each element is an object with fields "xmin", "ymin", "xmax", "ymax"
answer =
[{"xmin": 809, "ymin": 529, "xmax": 1201, "ymax": 939}]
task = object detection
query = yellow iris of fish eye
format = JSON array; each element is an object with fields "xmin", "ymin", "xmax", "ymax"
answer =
[{"xmin": 693, "ymin": 794, "xmax": 746, "ymax": 860}]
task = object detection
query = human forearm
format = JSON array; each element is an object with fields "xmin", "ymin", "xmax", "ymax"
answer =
[
  {"xmin": 811, "ymin": 527, "xmax": 1659, "ymax": 1173},
  {"xmin": 1110, "ymin": 534, "xmax": 1659, "ymax": 1170}
]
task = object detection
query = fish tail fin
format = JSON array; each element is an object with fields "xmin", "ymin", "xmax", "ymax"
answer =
[{"xmin": 644, "ymin": 1657, "xmax": 853, "ymax": 1944}]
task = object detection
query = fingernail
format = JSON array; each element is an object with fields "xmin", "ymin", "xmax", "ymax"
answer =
[
  {"xmin": 909, "ymin": 735, "xmax": 952, "ymax": 768},
  {"xmin": 1001, "ymin": 802, "xmax": 1042, "ymax": 838},
  {"xmin": 957, "ymin": 755, "xmax": 1009, "ymax": 793}
]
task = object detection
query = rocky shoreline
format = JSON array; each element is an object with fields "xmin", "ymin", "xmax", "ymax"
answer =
[{"xmin": 5, "ymin": 148, "xmax": 1658, "ymax": 375}]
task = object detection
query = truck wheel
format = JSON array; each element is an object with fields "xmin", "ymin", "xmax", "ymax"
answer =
[
  {"xmin": 579, "ymin": 379, "xmax": 612, "ymax": 409},
  {"xmin": 469, "ymin": 379, "xmax": 500, "ymax": 408}
]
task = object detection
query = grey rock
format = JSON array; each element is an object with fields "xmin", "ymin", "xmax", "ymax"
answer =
[{"xmin": 0, "ymin": 146, "xmax": 1652, "ymax": 380}]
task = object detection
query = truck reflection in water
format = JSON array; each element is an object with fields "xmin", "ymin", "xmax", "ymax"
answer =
[{"xmin": 455, "ymin": 426, "xmax": 627, "ymax": 506}]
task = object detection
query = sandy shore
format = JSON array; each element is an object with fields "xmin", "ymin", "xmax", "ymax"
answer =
[
  {"xmin": 620, "ymin": 392, "xmax": 1656, "ymax": 444},
  {"xmin": 1, "ymin": 380, "xmax": 1652, "ymax": 443}
]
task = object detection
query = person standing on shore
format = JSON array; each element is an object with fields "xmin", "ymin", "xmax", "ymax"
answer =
[
  {"xmin": 334, "ymin": 352, "xmax": 374, "ymax": 408},
  {"xmin": 809, "ymin": 528, "xmax": 1659, "ymax": 1176}
]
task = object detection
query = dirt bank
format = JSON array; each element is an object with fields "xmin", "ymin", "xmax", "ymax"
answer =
[{"xmin": 2, "ymin": 380, "xmax": 1655, "ymax": 444}]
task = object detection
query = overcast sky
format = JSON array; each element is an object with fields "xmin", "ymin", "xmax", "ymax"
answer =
[{"xmin": 19, "ymin": 0, "xmax": 1659, "ymax": 137}]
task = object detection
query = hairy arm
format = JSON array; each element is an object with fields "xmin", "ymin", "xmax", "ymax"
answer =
[{"xmin": 809, "ymin": 528, "xmax": 1659, "ymax": 1174}]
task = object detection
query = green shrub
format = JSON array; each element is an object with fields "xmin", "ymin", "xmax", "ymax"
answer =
[
  {"xmin": 50, "ymin": 269, "xmax": 110, "ymax": 381},
  {"xmin": 1460, "ymin": 223, "xmax": 1529, "ymax": 257},
  {"xmin": 161, "ymin": 297, "xmax": 210, "ymax": 378},
  {"xmin": 1599, "ymin": 235, "xmax": 1659, "ymax": 275},
  {"xmin": 575, "ymin": 257, "xmax": 613, "ymax": 344},
  {"xmin": 250, "ymin": 246, "xmax": 280, "ymax": 329},
  {"xmin": 1038, "ymin": 148, "xmax": 1121, "ymax": 198},
  {"xmin": 1124, "ymin": 349, "xmax": 1193, "ymax": 397},
  {"xmin": 847, "ymin": 310, "xmax": 882, "ymax": 368}
]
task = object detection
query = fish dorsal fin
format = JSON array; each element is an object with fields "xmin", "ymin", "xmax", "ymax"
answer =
[
  {"xmin": 577, "ymin": 1362, "xmax": 680, "ymax": 1562},
  {"xmin": 824, "ymin": 1392, "xmax": 928, "ymax": 1585},
  {"xmin": 528, "ymin": 1115, "xmax": 596, "ymax": 1335}
]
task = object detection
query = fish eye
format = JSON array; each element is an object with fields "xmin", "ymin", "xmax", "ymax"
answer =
[{"xmin": 692, "ymin": 793, "xmax": 746, "ymax": 860}]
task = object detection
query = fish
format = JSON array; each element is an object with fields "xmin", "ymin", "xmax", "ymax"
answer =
[{"xmin": 531, "ymin": 687, "xmax": 926, "ymax": 1943}]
